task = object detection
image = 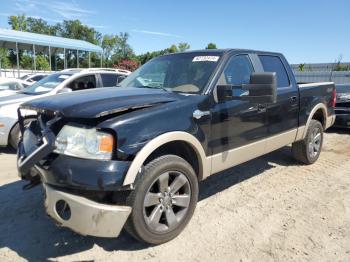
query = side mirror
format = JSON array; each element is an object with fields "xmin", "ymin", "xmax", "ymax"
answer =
[
  {"xmin": 216, "ymin": 72, "xmax": 277, "ymax": 104},
  {"xmin": 57, "ymin": 87, "xmax": 72, "ymax": 94}
]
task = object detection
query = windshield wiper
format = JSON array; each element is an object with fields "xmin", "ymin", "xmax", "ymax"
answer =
[{"xmin": 136, "ymin": 85, "xmax": 170, "ymax": 92}]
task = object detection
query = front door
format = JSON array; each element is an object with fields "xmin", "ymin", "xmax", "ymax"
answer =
[
  {"xmin": 258, "ymin": 55, "xmax": 299, "ymax": 151},
  {"xmin": 209, "ymin": 54, "xmax": 269, "ymax": 174}
]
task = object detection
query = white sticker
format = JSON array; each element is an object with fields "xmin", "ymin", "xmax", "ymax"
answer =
[
  {"xmin": 58, "ymin": 75, "xmax": 70, "ymax": 79},
  {"xmin": 192, "ymin": 56, "xmax": 220, "ymax": 62}
]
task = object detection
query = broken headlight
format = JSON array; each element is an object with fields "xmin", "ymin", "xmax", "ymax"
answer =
[{"xmin": 54, "ymin": 125, "xmax": 114, "ymax": 160}]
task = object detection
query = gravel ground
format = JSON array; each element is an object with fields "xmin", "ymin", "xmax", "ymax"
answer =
[{"xmin": 0, "ymin": 129, "xmax": 349, "ymax": 262}]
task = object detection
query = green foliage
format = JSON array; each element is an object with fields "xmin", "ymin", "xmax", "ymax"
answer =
[
  {"xmin": 333, "ymin": 64, "xmax": 349, "ymax": 71},
  {"xmin": 20, "ymin": 54, "xmax": 33, "ymax": 69},
  {"xmin": 333, "ymin": 54, "xmax": 349, "ymax": 71},
  {"xmin": 298, "ymin": 63, "xmax": 305, "ymax": 72},
  {"xmin": 8, "ymin": 14, "xmax": 27, "ymax": 31},
  {"xmin": 0, "ymin": 48, "xmax": 10, "ymax": 69},
  {"xmin": 178, "ymin": 42, "xmax": 190, "ymax": 52},
  {"xmin": 36, "ymin": 55, "xmax": 50, "ymax": 70},
  {"xmin": 206, "ymin": 43, "xmax": 217, "ymax": 49}
]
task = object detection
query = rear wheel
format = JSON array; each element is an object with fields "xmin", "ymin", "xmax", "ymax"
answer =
[
  {"xmin": 292, "ymin": 120, "xmax": 323, "ymax": 164},
  {"xmin": 125, "ymin": 155, "xmax": 198, "ymax": 244}
]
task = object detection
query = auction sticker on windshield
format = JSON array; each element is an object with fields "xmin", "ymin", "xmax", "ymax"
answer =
[{"xmin": 192, "ymin": 56, "xmax": 220, "ymax": 62}]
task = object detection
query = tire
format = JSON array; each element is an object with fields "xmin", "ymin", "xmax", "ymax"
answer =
[
  {"xmin": 125, "ymin": 155, "xmax": 199, "ymax": 244},
  {"xmin": 292, "ymin": 120, "xmax": 324, "ymax": 164},
  {"xmin": 9, "ymin": 119, "xmax": 34, "ymax": 150}
]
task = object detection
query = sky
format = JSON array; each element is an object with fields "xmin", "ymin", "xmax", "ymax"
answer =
[{"xmin": 0, "ymin": 0, "xmax": 349, "ymax": 64}]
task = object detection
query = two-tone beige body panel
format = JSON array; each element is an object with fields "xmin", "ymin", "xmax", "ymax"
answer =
[
  {"xmin": 122, "ymin": 102, "xmax": 334, "ymax": 185},
  {"xmin": 208, "ymin": 128, "xmax": 299, "ymax": 176}
]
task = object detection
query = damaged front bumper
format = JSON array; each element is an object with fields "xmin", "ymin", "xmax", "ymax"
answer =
[
  {"xmin": 17, "ymin": 109, "xmax": 133, "ymax": 237},
  {"xmin": 45, "ymin": 184, "xmax": 131, "ymax": 237}
]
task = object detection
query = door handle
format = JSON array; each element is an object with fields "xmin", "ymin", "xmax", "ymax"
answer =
[
  {"xmin": 257, "ymin": 104, "xmax": 266, "ymax": 113},
  {"xmin": 290, "ymin": 96, "xmax": 298, "ymax": 104}
]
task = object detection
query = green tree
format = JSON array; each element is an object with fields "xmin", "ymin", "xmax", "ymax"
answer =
[
  {"xmin": 333, "ymin": 54, "xmax": 349, "ymax": 71},
  {"xmin": 26, "ymin": 17, "xmax": 56, "ymax": 35},
  {"xmin": 168, "ymin": 44, "xmax": 178, "ymax": 53},
  {"xmin": 206, "ymin": 43, "xmax": 217, "ymax": 49},
  {"xmin": 20, "ymin": 54, "xmax": 33, "ymax": 69},
  {"xmin": 0, "ymin": 48, "xmax": 10, "ymax": 69},
  {"xmin": 36, "ymin": 55, "xmax": 50, "ymax": 70},
  {"xmin": 8, "ymin": 14, "xmax": 27, "ymax": 31},
  {"xmin": 102, "ymin": 35, "xmax": 118, "ymax": 67},
  {"xmin": 298, "ymin": 63, "xmax": 305, "ymax": 72},
  {"xmin": 178, "ymin": 42, "xmax": 190, "ymax": 52}
]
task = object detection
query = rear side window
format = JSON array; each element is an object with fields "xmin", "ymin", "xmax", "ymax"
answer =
[
  {"xmin": 32, "ymin": 75, "xmax": 45, "ymax": 81},
  {"xmin": 101, "ymin": 74, "xmax": 119, "ymax": 87},
  {"xmin": 259, "ymin": 55, "xmax": 290, "ymax": 87},
  {"xmin": 69, "ymin": 75, "xmax": 96, "ymax": 91}
]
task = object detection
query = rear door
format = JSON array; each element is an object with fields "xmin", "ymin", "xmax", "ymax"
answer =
[{"xmin": 257, "ymin": 55, "xmax": 299, "ymax": 141}]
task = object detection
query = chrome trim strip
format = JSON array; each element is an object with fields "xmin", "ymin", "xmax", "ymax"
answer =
[{"xmin": 299, "ymin": 82, "xmax": 334, "ymax": 88}]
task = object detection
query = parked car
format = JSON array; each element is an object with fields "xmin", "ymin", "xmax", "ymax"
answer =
[
  {"xmin": 0, "ymin": 68, "xmax": 130, "ymax": 148},
  {"xmin": 17, "ymin": 49, "xmax": 335, "ymax": 244},
  {"xmin": 0, "ymin": 78, "xmax": 32, "ymax": 97},
  {"xmin": 20, "ymin": 73, "xmax": 48, "ymax": 83},
  {"xmin": 334, "ymin": 84, "xmax": 350, "ymax": 128}
]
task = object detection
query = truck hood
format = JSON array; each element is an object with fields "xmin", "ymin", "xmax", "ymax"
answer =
[{"xmin": 21, "ymin": 87, "xmax": 182, "ymax": 118}]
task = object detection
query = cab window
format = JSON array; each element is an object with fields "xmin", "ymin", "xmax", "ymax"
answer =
[
  {"xmin": 259, "ymin": 55, "xmax": 290, "ymax": 88},
  {"xmin": 219, "ymin": 55, "xmax": 254, "ymax": 96}
]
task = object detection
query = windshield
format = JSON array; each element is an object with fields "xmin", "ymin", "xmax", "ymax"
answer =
[
  {"xmin": 20, "ymin": 74, "xmax": 31, "ymax": 80},
  {"xmin": 336, "ymin": 84, "xmax": 350, "ymax": 94},
  {"xmin": 22, "ymin": 73, "xmax": 72, "ymax": 95},
  {"xmin": 120, "ymin": 53, "xmax": 222, "ymax": 93}
]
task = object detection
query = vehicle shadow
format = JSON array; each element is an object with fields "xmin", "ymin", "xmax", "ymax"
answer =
[
  {"xmin": 0, "ymin": 146, "xmax": 298, "ymax": 261},
  {"xmin": 326, "ymin": 127, "xmax": 350, "ymax": 135},
  {"xmin": 0, "ymin": 146, "xmax": 16, "ymax": 155}
]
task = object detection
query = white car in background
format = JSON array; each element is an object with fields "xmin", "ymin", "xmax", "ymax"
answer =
[
  {"xmin": 0, "ymin": 78, "xmax": 32, "ymax": 97},
  {"xmin": 19, "ymin": 73, "xmax": 48, "ymax": 83},
  {"xmin": 0, "ymin": 68, "xmax": 130, "ymax": 148}
]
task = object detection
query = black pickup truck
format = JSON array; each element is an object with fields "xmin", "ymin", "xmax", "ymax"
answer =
[{"xmin": 17, "ymin": 49, "xmax": 336, "ymax": 244}]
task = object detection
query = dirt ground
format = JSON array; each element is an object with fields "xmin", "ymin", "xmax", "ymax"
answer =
[{"xmin": 0, "ymin": 129, "xmax": 349, "ymax": 262}]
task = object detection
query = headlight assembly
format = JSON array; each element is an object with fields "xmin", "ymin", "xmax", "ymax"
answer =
[{"xmin": 54, "ymin": 125, "xmax": 114, "ymax": 160}]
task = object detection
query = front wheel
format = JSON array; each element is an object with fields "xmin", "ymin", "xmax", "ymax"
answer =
[
  {"xmin": 125, "ymin": 155, "xmax": 198, "ymax": 244},
  {"xmin": 292, "ymin": 119, "xmax": 324, "ymax": 164}
]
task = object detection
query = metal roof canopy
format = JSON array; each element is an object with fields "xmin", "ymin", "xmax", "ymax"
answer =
[
  {"xmin": 0, "ymin": 28, "xmax": 102, "ymax": 53},
  {"xmin": 0, "ymin": 28, "xmax": 102, "ymax": 76}
]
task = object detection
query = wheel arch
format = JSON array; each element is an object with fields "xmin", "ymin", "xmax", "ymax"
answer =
[
  {"xmin": 302, "ymin": 103, "xmax": 327, "ymax": 139},
  {"xmin": 123, "ymin": 132, "xmax": 210, "ymax": 186},
  {"xmin": 8, "ymin": 115, "xmax": 37, "ymax": 145}
]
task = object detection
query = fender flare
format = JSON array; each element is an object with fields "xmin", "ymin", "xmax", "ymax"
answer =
[
  {"xmin": 122, "ymin": 131, "xmax": 210, "ymax": 186},
  {"xmin": 301, "ymin": 103, "xmax": 327, "ymax": 139}
]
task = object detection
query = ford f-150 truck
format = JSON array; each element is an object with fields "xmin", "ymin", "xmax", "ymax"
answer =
[{"xmin": 17, "ymin": 49, "xmax": 336, "ymax": 244}]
